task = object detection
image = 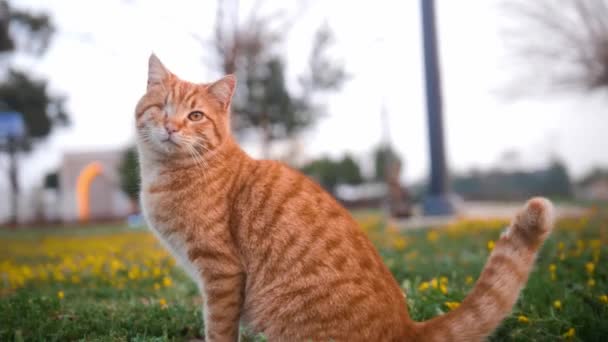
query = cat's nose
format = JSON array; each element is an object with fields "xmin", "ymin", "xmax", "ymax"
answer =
[{"xmin": 165, "ymin": 122, "xmax": 179, "ymax": 134}]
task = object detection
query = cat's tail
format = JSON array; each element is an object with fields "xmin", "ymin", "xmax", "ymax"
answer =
[{"xmin": 414, "ymin": 197, "xmax": 554, "ymax": 342}]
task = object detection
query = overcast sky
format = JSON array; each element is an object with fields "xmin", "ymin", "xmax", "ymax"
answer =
[{"xmin": 4, "ymin": 0, "xmax": 608, "ymax": 190}]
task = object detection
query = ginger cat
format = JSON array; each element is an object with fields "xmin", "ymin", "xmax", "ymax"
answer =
[{"xmin": 136, "ymin": 54, "xmax": 554, "ymax": 341}]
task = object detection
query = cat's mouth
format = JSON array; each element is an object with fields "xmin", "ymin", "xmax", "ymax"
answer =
[{"xmin": 160, "ymin": 137, "xmax": 179, "ymax": 146}]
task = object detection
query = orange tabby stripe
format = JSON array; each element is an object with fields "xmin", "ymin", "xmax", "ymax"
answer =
[{"xmin": 137, "ymin": 64, "xmax": 554, "ymax": 341}]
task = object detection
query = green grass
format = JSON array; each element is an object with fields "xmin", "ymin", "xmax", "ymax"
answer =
[{"xmin": 1, "ymin": 206, "xmax": 607, "ymax": 341}]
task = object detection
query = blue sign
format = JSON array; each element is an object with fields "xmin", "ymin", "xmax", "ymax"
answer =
[{"xmin": 0, "ymin": 112, "xmax": 26, "ymax": 139}]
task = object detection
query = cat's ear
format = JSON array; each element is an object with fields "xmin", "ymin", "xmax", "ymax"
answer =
[
  {"xmin": 208, "ymin": 74, "xmax": 236, "ymax": 110},
  {"xmin": 147, "ymin": 53, "xmax": 170, "ymax": 90}
]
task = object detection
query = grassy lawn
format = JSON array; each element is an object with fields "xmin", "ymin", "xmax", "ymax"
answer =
[{"xmin": 1, "ymin": 206, "xmax": 607, "ymax": 341}]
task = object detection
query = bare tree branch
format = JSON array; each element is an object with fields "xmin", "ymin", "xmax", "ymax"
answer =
[{"xmin": 503, "ymin": 0, "xmax": 608, "ymax": 96}]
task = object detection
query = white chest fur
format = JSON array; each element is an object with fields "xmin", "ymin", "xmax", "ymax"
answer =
[
  {"xmin": 142, "ymin": 194, "xmax": 204, "ymax": 291},
  {"xmin": 138, "ymin": 149, "xmax": 203, "ymax": 290}
]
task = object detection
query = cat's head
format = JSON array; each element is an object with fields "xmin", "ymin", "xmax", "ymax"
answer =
[{"xmin": 135, "ymin": 54, "xmax": 236, "ymax": 159}]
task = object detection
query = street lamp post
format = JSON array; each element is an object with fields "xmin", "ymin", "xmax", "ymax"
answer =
[
  {"xmin": 421, "ymin": 0, "xmax": 454, "ymax": 215},
  {"xmin": 0, "ymin": 111, "xmax": 26, "ymax": 226}
]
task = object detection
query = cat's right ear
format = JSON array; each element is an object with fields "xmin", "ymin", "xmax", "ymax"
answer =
[{"xmin": 147, "ymin": 53, "xmax": 170, "ymax": 90}]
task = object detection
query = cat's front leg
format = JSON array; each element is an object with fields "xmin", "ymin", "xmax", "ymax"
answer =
[{"xmin": 201, "ymin": 268, "xmax": 245, "ymax": 342}]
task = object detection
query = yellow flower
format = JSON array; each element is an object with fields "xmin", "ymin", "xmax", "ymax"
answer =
[
  {"xmin": 440, "ymin": 284, "xmax": 448, "ymax": 295},
  {"xmin": 430, "ymin": 278, "xmax": 438, "ymax": 289},
  {"xmin": 57, "ymin": 291, "xmax": 64, "ymax": 300},
  {"xmin": 444, "ymin": 301, "xmax": 460, "ymax": 310},
  {"xmin": 154, "ymin": 283, "xmax": 161, "ymax": 291},
  {"xmin": 487, "ymin": 240, "xmax": 495, "ymax": 251},
  {"xmin": 585, "ymin": 262, "xmax": 595, "ymax": 275},
  {"xmin": 549, "ymin": 263, "xmax": 557, "ymax": 281},
  {"xmin": 393, "ymin": 237, "xmax": 407, "ymax": 251},
  {"xmin": 517, "ymin": 315, "xmax": 529, "ymax": 324},
  {"xmin": 599, "ymin": 295, "xmax": 608, "ymax": 304},
  {"xmin": 162, "ymin": 276, "xmax": 173, "ymax": 287},
  {"xmin": 440, "ymin": 276, "xmax": 448, "ymax": 285},
  {"xmin": 159, "ymin": 298, "xmax": 168, "ymax": 309},
  {"xmin": 418, "ymin": 282, "xmax": 429, "ymax": 291},
  {"xmin": 465, "ymin": 276, "xmax": 474, "ymax": 285},
  {"xmin": 553, "ymin": 300, "xmax": 562, "ymax": 310},
  {"xmin": 588, "ymin": 278, "xmax": 596, "ymax": 287},
  {"xmin": 427, "ymin": 231, "xmax": 439, "ymax": 242},
  {"xmin": 563, "ymin": 328, "xmax": 575, "ymax": 339}
]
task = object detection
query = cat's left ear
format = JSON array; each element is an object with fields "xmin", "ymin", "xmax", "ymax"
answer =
[
  {"xmin": 208, "ymin": 74, "xmax": 236, "ymax": 110},
  {"xmin": 147, "ymin": 53, "xmax": 170, "ymax": 90}
]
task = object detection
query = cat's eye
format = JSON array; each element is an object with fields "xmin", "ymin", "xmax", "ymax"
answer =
[{"xmin": 187, "ymin": 111, "xmax": 205, "ymax": 121}]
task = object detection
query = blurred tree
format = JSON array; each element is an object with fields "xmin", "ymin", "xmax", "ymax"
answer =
[
  {"xmin": 0, "ymin": 0, "xmax": 66, "ymax": 225},
  {"xmin": 301, "ymin": 154, "xmax": 363, "ymax": 193},
  {"xmin": 211, "ymin": 0, "xmax": 347, "ymax": 157},
  {"xmin": 451, "ymin": 161, "xmax": 573, "ymax": 200},
  {"xmin": 0, "ymin": 0, "xmax": 66, "ymax": 141},
  {"xmin": 579, "ymin": 167, "xmax": 608, "ymax": 186},
  {"xmin": 337, "ymin": 154, "xmax": 363, "ymax": 185},
  {"xmin": 0, "ymin": 0, "xmax": 53, "ymax": 55},
  {"xmin": 301, "ymin": 157, "xmax": 340, "ymax": 193},
  {"xmin": 541, "ymin": 159, "xmax": 573, "ymax": 197},
  {"xmin": 0, "ymin": 70, "xmax": 68, "ymax": 145},
  {"xmin": 504, "ymin": 0, "xmax": 608, "ymax": 95},
  {"xmin": 118, "ymin": 146, "xmax": 140, "ymax": 213}
]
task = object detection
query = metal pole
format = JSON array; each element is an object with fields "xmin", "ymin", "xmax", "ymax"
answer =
[
  {"xmin": 7, "ymin": 136, "xmax": 18, "ymax": 225},
  {"xmin": 421, "ymin": 0, "xmax": 454, "ymax": 215}
]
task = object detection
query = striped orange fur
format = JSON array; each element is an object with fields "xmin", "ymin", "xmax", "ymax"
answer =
[{"xmin": 136, "ymin": 54, "xmax": 554, "ymax": 341}]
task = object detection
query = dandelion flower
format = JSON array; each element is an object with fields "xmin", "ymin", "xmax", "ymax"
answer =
[
  {"xmin": 487, "ymin": 240, "xmax": 495, "ymax": 251},
  {"xmin": 393, "ymin": 237, "xmax": 407, "ymax": 251},
  {"xmin": 563, "ymin": 328, "xmax": 575, "ymax": 339},
  {"xmin": 549, "ymin": 264, "xmax": 557, "ymax": 272},
  {"xmin": 588, "ymin": 278, "xmax": 596, "ymax": 287},
  {"xmin": 599, "ymin": 295, "xmax": 608, "ymax": 304},
  {"xmin": 553, "ymin": 300, "xmax": 562, "ymax": 310},
  {"xmin": 418, "ymin": 282, "xmax": 429, "ymax": 292},
  {"xmin": 517, "ymin": 315, "xmax": 529, "ymax": 324},
  {"xmin": 162, "ymin": 276, "xmax": 173, "ymax": 287},
  {"xmin": 585, "ymin": 262, "xmax": 595, "ymax": 275},
  {"xmin": 159, "ymin": 298, "xmax": 168, "ymax": 309},
  {"xmin": 430, "ymin": 278, "xmax": 438, "ymax": 289},
  {"xmin": 465, "ymin": 276, "xmax": 474, "ymax": 285},
  {"xmin": 57, "ymin": 291, "xmax": 64, "ymax": 300},
  {"xmin": 154, "ymin": 283, "xmax": 161, "ymax": 291},
  {"xmin": 444, "ymin": 301, "xmax": 460, "ymax": 310},
  {"xmin": 440, "ymin": 276, "xmax": 448, "ymax": 285},
  {"xmin": 427, "ymin": 231, "xmax": 439, "ymax": 243},
  {"xmin": 440, "ymin": 284, "xmax": 448, "ymax": 295}
]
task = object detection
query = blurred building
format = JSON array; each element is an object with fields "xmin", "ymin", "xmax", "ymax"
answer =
[{"xmin": 59, "ymin": 150, "xmax": 131, "ymax": 222}]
